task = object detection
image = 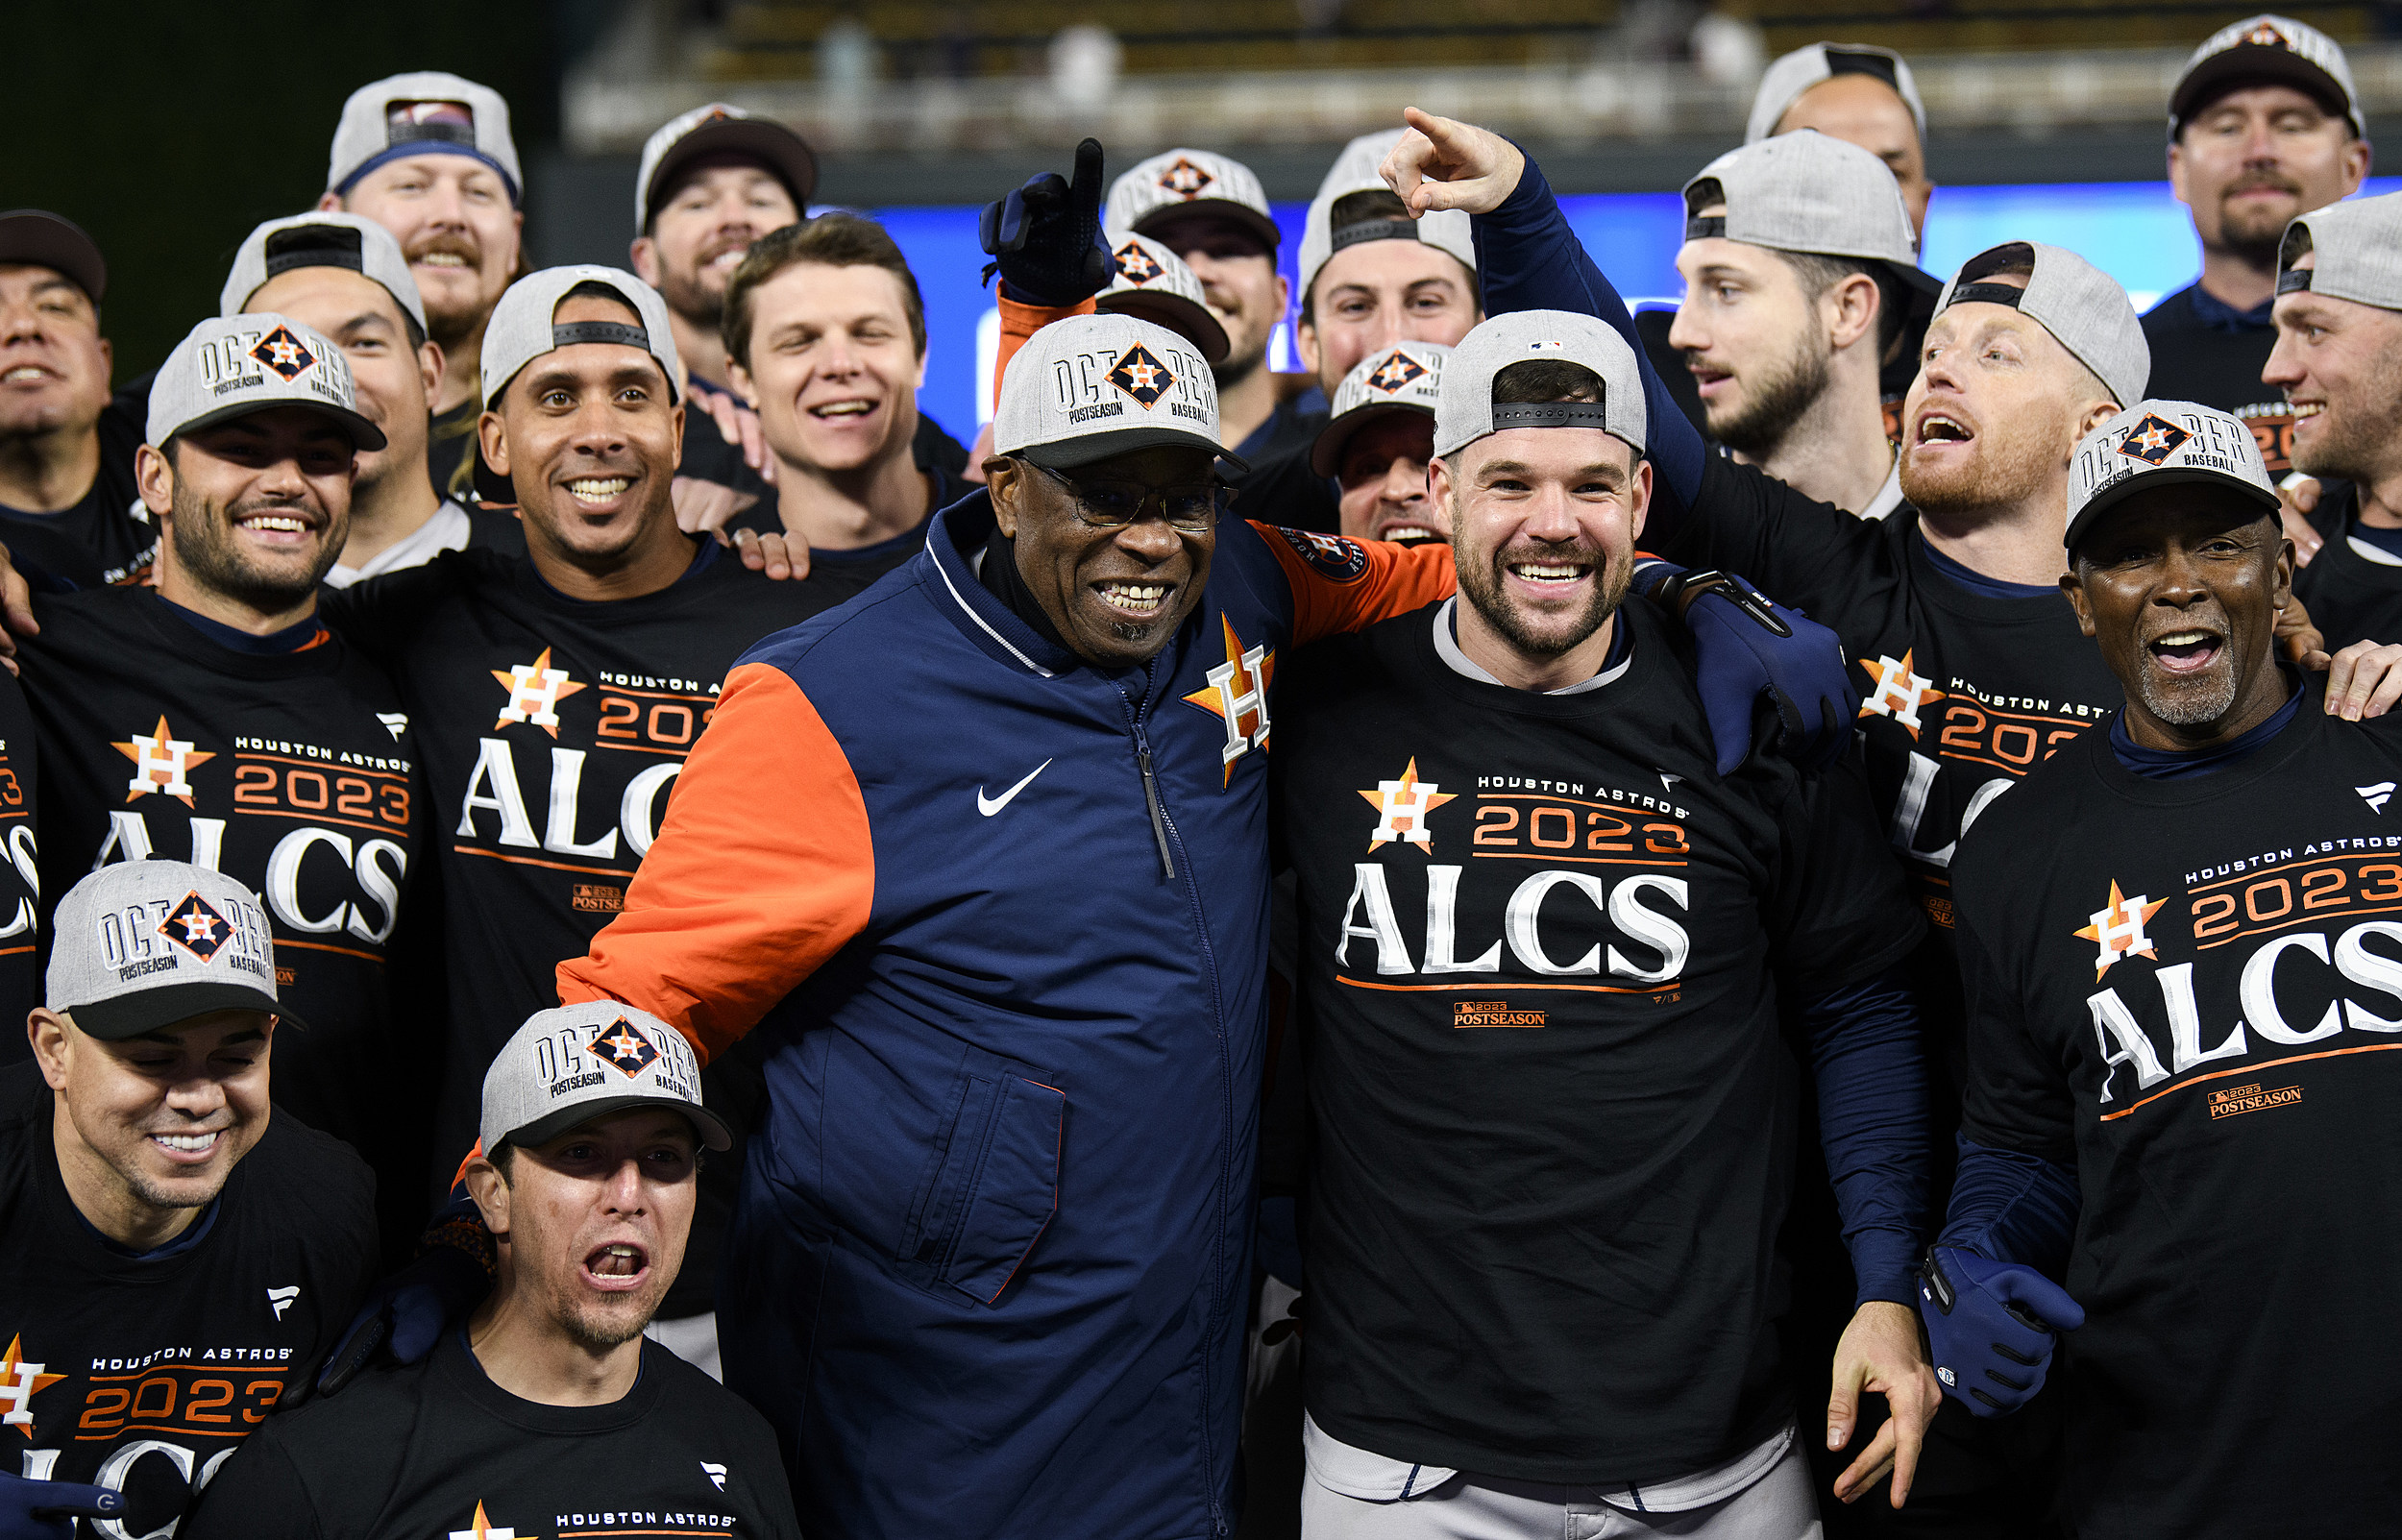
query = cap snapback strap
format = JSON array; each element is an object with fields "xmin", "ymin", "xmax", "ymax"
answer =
[
  {"xmin": 1685, "ymin": 215, "xmax": 1728, "ymax": 240},
  {"xmin": 1945, "ymin": 281, "xmax": 2026, "ymax": 310},
  {"xmin": 1490, "ymin": 401, "xmax": 1609, "ymax": 430},
  {"xmin": 2277, "ymin": 268, "xmax": 2314, "ymax": 295},
  {"xmin": 1331, "ymin": 217, "xmax": 1422, "ymax": 254},
  {"xmin": 551, "ymin": 321, "xmax": 651, "ymax": 350}
]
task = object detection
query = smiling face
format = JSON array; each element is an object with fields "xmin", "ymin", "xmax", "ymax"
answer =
[
  {"xmin": 1336, "ymin": 411, "xmax": 1444, "ymax": 544},
  {"xmin": 988, "ymin": 444, "xmax": 1218, "ymax": 668},
  {"xmin": 481, "ymin": 292, "xmax": 685, "ymax": 573},
  {"xmin": 1145, "ymin": 211, "xmax": 1287, "ymax": 384},
  {"xmin": 246, "ymin": 264, "xmax": 439, "ymax": 496},
  {"xmin": 333, "ymin": 153, "xmax": 522, "ymax": 346},
  {"xmin": 2064, "ymin": 489, "xmax": 2290, "ymax": 743},
  {"xmin": 1777, "ymin": 73, "xmax": 1932, "ymax": 233},
  {"xmin": 34, "ymin": 1009, "xmax": 274, "ymax": 1221},
  {"xmin": 632, "ymin": 159, "xmax": 800, "ymax": 327},
  {"xmin": 1435, "ymin": 426, "xmax": 1649, "ymax": 665},
  {"xmin": 1900, "ymin": 281, "xmax": 2115, "ymax": 520},
  {"xmin": 142, "ymin": 407, "xmax": 356, "ymax": 613},
  {"xmin": 1668, "ymin": 231, "xmax": 1835, "ymax": 454},
  {"xmin": 1299, "ymin": 242, "xmax": 1479, "ymax": 397},
  {"xmin": 727, "ymin": 261, "xmax": 924, "ymax": 478},
  {"xmin": 0, "ymin": 264, "xmax": 110, "ymax": 446},
  {"xmin": 2265, "ymin": 253, "xmax": 2402, "ymax": 486},
  {"xmin": 2170, "ymin": 86, "xmax": 2366, "ymax": 266},
  {"xmin": 478, "ymin": 1108, "xmax": 698, "ymax": 1352}
]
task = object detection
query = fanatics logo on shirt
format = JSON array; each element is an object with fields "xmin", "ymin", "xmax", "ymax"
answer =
[
  {"xmin": 114, "ymin": 715, "xmax": 216, "ymax": 804},
  {"xmin": 493, "ymin": 648, "xmax": 588, "ymax": 737},
  {"xmin": 2075, "ymin": 880, "xmax": 2169, "ymax": 979},
  {"xmin": 1359, "ymin": 758, "xmax": 1457, "ymax": 850},
  {"xmin": 0, "ymin": 1333, "xmax": 65, "ymax": 1434}
]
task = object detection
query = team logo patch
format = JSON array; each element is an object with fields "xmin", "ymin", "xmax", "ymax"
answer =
[
  {"xmin": 1274, "ymin": 526, "xmax": 1370, "ymax": 584},
  {"xmin": 1114, "ymin": 240, "xmax": 1164, "ymax": 285},
  {"xmin": 2243, "ymin": 20, "xmax": 2291, "ymax": 48},
  {"xmin": 2120, "ymin": 413, "xmax": 2191, "ymax": 466},
  {"xmin": 1, "ymin": 1333, "xmax": 66, "ymax": 1437},
  {"xmin": 1359, "ymin": 757, "xmax": 1457, "ymax": 850},
  {"xmin": 1855, "ymin": 650, "xmax": 1944, "ymax": 738},
  {"xmin": 1159, "ymin": 156, "xmax": 1214, "ymax": 197},
  {"xmin": 160, "ymin": 892, "xmax": 233, "ymax": 962},
  {"xmin": 1106, "ymin": 344, "xmax": 1176, "ymax": 407},
  {"xmin": 1183, "ymin": 617, "xmax": 1275, "ymax": 786},
  {"xmin": 2074, "ymin": 880, "xmax": 2168, "ymax": 980},
  {"xmin": 1366, "ymin": 350, "xmax": 1425, "ymax": 394},
  {"xmin": 450, "ymin": 1501, "xmax": 517, "ymax": 1540},
  {"xmin": 492, "ymin": 647, "xmax": 588, "ymax": 737},
  {"xmin": 113, "ymin": 714, "xmax": 216, "ymax": 804},
  {"xmin": 250, "ymin": 325, "xmax": 316, "ymax": 382},
  {"xmin": 589, "ymin": 1018, "xmax": 659, "ymax": 1077}
]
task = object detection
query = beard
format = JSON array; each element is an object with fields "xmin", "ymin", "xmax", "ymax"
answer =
[
  {"xmin": 1454, "ymin": 517, "xmax": 1630, "ymax": 660},
  {"xmin": 2292, "ymin": 347, "xmax": 2402, "ymax": 484},
  {"xmin": 2218, "ymin": 176, "xmax": 2307, "ymax": 267},
  {"xmin": 1703, "ymin": 324, "xmax": 1831, "ymax": 458},
  {"xmin": 168, "ymin": 477, "xmax": 340, "ymax": 610},
  {"xmin": 2135, "ymin": 656, "xmax": 2241, "ymax": 726},
  {"xmin": 404, "ymin": 232, "xmax": 496, "ymax": 348},
  {"xmin": 1900, "ymin": 409, "xmax": 2062, "ymax": 518}
]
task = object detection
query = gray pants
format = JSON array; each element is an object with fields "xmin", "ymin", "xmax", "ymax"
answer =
[{"xmin": 1301, "ymin": 1422, "xmax": 1822, "ymax": 1540}]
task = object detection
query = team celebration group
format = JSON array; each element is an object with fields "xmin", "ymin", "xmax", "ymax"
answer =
[{"xmin": 3, "ymin": 12, "xmax": 2399, "ymax": 1539}]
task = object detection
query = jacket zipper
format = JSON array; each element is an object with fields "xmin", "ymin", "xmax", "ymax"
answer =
[{"xmin": 1135, "ymin": 734, "xmax": 1176, "ymax": 880}]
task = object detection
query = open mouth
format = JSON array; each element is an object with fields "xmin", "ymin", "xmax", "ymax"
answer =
[
  {"xmin": 1685, "ymin": 361, "xmax": 1732, "ymax": 400},
  {"xmin": 1507, "ymin": 559, "xmax": 1591, "ymax": 596},
  {"xmin": 565, "ymin": 477, "xmax": 630, "ymax": 508},
  {"xmin": 1093, "ymin": 578, "xmax": 1171, "ymax": 617},
  {"xmin": 150, "ymin": 1130, "xmax": 221, "ymax": 1162},
  {"xmin": 1915, "ymin": 412, "xmax": 1974, "ymax": 446},
  {"xmin": 582, "ymin": 1241, "xmax": 650, "ymax": 1291},
  {"xmin": 235, "ymin": 507, "xmax": 321, "ymax": 546},
  {"xmin": 2149, "ymin": 628, "xmax": 2223, "ymax": 676},
  {"xmin": 808, "ymin": 399, "xmax": 879, "ymax": 423},
  {"xmin": 1378, "ymin": 523, "xmax": 1443, "ymax": 546},
  {"xmin": 2, "ymin": 365, "xmax": 54, "ymax": 386},
  {"xmin": 413, "ymin": 252, "xmax": 472, "ymax": 270},
  {"xmin": 701, "ymin": 245, "xmax": 749, "ymax": 277}
]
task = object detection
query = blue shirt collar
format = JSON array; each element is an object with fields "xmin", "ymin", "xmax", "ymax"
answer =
[
  {"xmin": 2182, "ymin": 281, "xmax": 2276, "ymax": 332},
  {"xmin": 2109, "ymin": 670, "xmax": 2305, "ymax": 779}
]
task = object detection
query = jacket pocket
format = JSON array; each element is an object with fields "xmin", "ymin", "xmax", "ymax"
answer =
[{"xmin": 897, "ymin": 1047, "xmax": 1065, "ymax": 1306}]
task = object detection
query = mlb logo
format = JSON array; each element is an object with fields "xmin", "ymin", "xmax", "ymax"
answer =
[
  {"xmin": 2119, "ymin": 413, "xmax": 2191, "ymax": 466},
  {"xmin": 1113, "ymin": 241, "xmax": 1164, "ymax": 286},
  {"xmin": 250, "ymin": 326, "xmax": 316, "ymax": 382},
  {"xmin": 589, "ymin": 1018, "xmax": 660, "ymax": 1077},
  {"xmin": 1108, "ymin": 344, "xmax": 1177, "ymax": 407},
  {"xmin": 160, "ymin": 892, "xmax": 233, "ymax": 963}
]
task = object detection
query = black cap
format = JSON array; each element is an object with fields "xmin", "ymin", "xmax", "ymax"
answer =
[{"xmin": 0, "ymin": 210, "xmax": 106, "ymax": 303}]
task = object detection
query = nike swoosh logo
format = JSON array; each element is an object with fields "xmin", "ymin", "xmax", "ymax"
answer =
[{"xmin": 977, "ymin": 758, "xmax": 1054, "ymax": 817}]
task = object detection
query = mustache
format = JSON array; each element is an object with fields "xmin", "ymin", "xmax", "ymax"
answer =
[
  {"xmin": 404, "ymin": 231, "xmax": 483, "ymax": 264},
  {"xmin": 2223, "ymin": 172, "xmax": 2304, "ymax": 199}
]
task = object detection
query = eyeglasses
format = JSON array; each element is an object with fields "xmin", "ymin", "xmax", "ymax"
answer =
[{"xmin": 1028, "ymin": 461, "xmax": 1232, "ymax": 534}]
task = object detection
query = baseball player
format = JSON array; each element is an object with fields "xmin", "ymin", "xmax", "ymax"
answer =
[
  {"xmin": 2144, "ymin": 14, "xmax": 2370, "ymax": 474},
  {"xmin": 1748, "ymin": 43, "xmax": 1934, "ymax": 236},
  {"xmin": 1925, "ymin": 399, "xmax": 2402, "ymax": 1534},
  {"xmin": 0, "ymin": 861, "xmax": 376, "ymax": 1540},
  {"xmin": 1311, "ymin": 341, "xmax": 1450, "ymax": 545},
  {"xmin": 184, "ymin": 1006, "xmax": 801, "ymax": 1540}
]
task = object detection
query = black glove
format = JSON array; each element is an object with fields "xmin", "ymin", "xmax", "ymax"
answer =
[
  {"xmin": 316, "ymin": 1244, "xmax": 490, "ymax": 1394},
  {"xmin": 979, "ymin": 138, "xmax": 1115, "ymax": 306},
  {"xmin": 1641, "ymin": 558, "xmax": 1853, "ymax": 775},
  {"xmin": 0, "ymin": 1472, "xmax": 122, "ymax": 1540}
]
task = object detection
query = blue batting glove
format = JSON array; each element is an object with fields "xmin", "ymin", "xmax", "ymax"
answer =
[
  {"xmin": 978, "ymin": 138, "xmax": 1115, "ymax": 306},
  {"xmin": 1917, "ymin": 1245, "xmax": 2085, "ymax": 1417},
  {"xmin": 0, "ymin": 1472, "xmax": 124, "ymax": 1540},
  {"xmin": 316, "ymin": 1244, "xmax": 490, "ymax": 1394},
  {"xmin": 1640, "ymin": 560, "xmax": 1853, "ymax": 774}
]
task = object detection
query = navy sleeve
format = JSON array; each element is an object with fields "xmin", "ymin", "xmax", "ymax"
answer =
[
  {"xmin": 1800, "ymin": 965, "xmax": 1932, "ymax": 1307},
  {"xmin": 1939, "ymin": 1135, "xmax": 2081, "ymax": 1279},
  {"xmin": 1472, "ymin": 157, "xmax": 1707, "ymax": 517}
]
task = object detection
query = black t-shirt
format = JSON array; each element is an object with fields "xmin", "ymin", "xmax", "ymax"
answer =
[
  {"xmin": 15, "ymin": 590, "xmax": 430, "ymax": 1190},
  {"xmin": 0, "ymin": 384, "xmax": 159, "ymax": 590},
  {"xmin": 1952, "ymin": 694, "xmax": 2402, "ymax": 1538},
  {"xmin": 1274, "ymin": 598, "xmax": 1922, "ymax": 1484},
  {"xmin": 2292, "ymin": 478, "xmax": 2402, "ymax": 652},
  {"xmin": 0, "ymin": 670, "xmax": 42, "ymax": 1058},
  {"xmin": 2140, "ymin": 283, "xmax": 2293, "ymax": 474},
  {"xmin": 321, "ymin": 540, "xmax": 896, "ymax": 1293},
  {"xmin": 183, "ymin": 1328, "xmax": 801, "ymax": 1540},
  {"xmin": 0, "ymin": 1061, "xmax": 376, "ymax": 1540},
  {"xmin": 427, "ymin": 397, "xmax": 480, "ymax": 505},
  {"xmin": 1231, "ymin": 432, "xmax": 1337, "ymax": 535}
]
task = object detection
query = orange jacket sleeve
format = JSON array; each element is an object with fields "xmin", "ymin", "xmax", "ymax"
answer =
[
  {"xmin": 994, "ymin": 293, "xmax": 1100, "ymax": 410},
  {"xmin": 558, "ymin": 661, "xmax": 875, "ymax": 1064},
  {"xmin": 1255, "ymin": 524, "xmax": 1458, "ymax": 647}
]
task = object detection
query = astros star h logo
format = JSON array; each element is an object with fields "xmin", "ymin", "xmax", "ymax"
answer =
[
  {"xmin": 0, "ymin": 1334, "xmax": 65, "ymax": 1438},
  {"xmin": 1113, "ymin": 240, "xmax": 1164, "ymax": 285},
  {"xmin": 1184, "ymin": 616, "xmax": 1274, "ymax": 784},
  {"xmin": 2075, "ymin": 880, "xmax": 2169, "ymax": 980},
  {"xmin": 160, "ymin": 892, "xmax": 234, "ymax": 962},
  {"xmin": 1856, "ymin": 650, "xmax": 1944, "ymax": 737},
  {"xmin": 1159, "ymin": 157, "xmax": 1214, "ymax": 197},
  {"xmin": 1107, "ymin": 344, "xmax": 1176, "ymax": 408},
  {"xmin": 590, "ymin": 1018, "xmax": 660, "ymax": 1077},
  {"xmin": 250, "ymin": 325, "xmax": 316, "ymax": 381},
  {"xmin": 449, "ymin": 1502, "xmax": 517, "ymax": 1540},
  {"xmin": 493, "ymin": 647, "xmax": 588, "ymax": 737},
  {"xmin": 2119, "ymin": 413, "xmax": 2191, "ymax": 467},
  {"xmin": 1359, "ymin": 758, "xmax": 1457, "ymax": 851},
  {"xmin": 1366, "ymin": 350, "xmax": 1426, "ymax": 393},
  {"xmin": 114, "ymin": 716, "xmax": 216, "ymax": 805}
]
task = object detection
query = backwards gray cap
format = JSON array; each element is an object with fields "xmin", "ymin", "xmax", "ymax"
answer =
[
  {"xmin": 328, "ymin": 71, "xmax": 522, "ymax": 203},
  {"xmin": 1097, "ymin": 233, "xmax": 1229, "ymax": 364},
  {"xmin": 220, "ymin": 212, "xmax": 429, "ymax": 336},
  {"xmin": 481, "ymin": 1002, "xmax": 731, "ymax": 1155},
  {"xmin": 1434, "ymin": 310, "xmax": 1646, "ymax": 461},
  {"xmin": 2066, "ymin": 399, "xmax": 2278, "ymax": 551},
  {"xmin": 1313, "ymin": 341, "xmax": 1448, "ymax": 476},
  {"xmin": 1107, "ymin": 148, "xmax": 1282, "ymax": 251},
  {"xmin": 47, "ymin": 862, "xmax": 296, "ymax": 1040},
  {"xmin": 147, "ymin": 312, "xmax": 386, "ymax": 452},
  {"xmin": 1298, "ymin": 128, "xmax": 1477, "ymax": 306},
  {"xmin": 635, "ymin": 102, "xmax": 818, "ymax": 233},
  {"xmin": 1746, "ymin": 43, "xmax": 1927, "ymax": 146},
  {"xmin": 2279, "ymin": 191, "xmax": 2402, "ymax": 311},
  {"xmin": 993, "ymin": 311, "xmax": 1234, "ymax": 471},
  {"xmin": 479, "ymin": 266, "xmax": 682, "ymax": 409},
  {"xmin": 2171, "ymin": 14, "xmax": 2365, "ymax": 140},
  {"xmin": 1684, "ymin": 131, "xmax": 1936, "ymax": 298},
  {"xmin": 1936, "ymin": 242, "xmax": 2149, "ymax": 410}
]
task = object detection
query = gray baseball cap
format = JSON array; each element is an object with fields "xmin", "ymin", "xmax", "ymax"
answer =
[
  {"xmin": 1936, "ymin": 242, "xmax": 2149, "ymax": 410},
  {"xmin": 328, "ymin": 71, "xmax": 522, "ymax": 203},
  {"xmin": 1097, "ymin": 233, "xmax": 1229, "ymax": 364},
  {"xmin": 1313, "ymin": 341, "xmax": 1448, "ymax": 476},
  {"xmin": 1684, "ymin": 131, "xmax": 1938, "ymax": 299},
  {"xmin": 1107, "ymin": 149, "xmax": 1281, "ymax": 251},
  {"xmin": 1434, "ymin": 310, "xmax": 1646, "ymax": 461},
  {"xmin": 2171, "ymin": 14, "xmax": 2364, "ymax": 140},
  {"xmin": 2278, "ymin": 192, "xmax": 2402, "ymax": 311},
  {"xmin": 479, "ymin": 266, "xmax": 682, "ymax": 409},
  {"xmin": 220, "ymin": 212, "xmax": 429, "ymax": 337},
  {"xmin": 1747, "ymin": 43, "xmax": 1927, "ymax": 146},
  {"xmin": 1298, "ymin": 128, "xmax": 1477, "ymax": 307},
  {"xmin": 481, "ymin": 1003, "xmax": 731, "ymax": 1156},
  {"xmin": 147, "ymin": 313, "xmax": 385, "ymax": 452},
  {"xmin": 47, "ymin": 862, "xmax": 295, "ymax": 1040},
  {"xmin": 635, "ymin": 102, "xmax": 818, "ymax": 233},
  {"xmin": 993, "ymin": 311, "xmax": 1234, "ymax": 471},
  {"xmin": 2066, "ymin": 399, "xmax": 2279, "ymax": 552}
]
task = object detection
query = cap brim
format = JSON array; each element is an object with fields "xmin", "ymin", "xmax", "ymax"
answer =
[
  {"xmin": 168, "ymin": 398, "xmax": 388, "ymax": 454},
  {"xmin": 64, "ymin": 980, "xmax": 307, "ymax": 1041},
  {"xmin": 1310, "ymin": 401, "xmax": 1434, "ymax": 477},
  {"xmin": 1131, "ymin": 200, "xmax": 1284, "ymax": 253},
  {"xmin": 647, "ymin": 120, "xmax": 819, "ymax": 223},
  {"xmin": 1018, "ymin": 425, "xmax": 1247, "ymax": 474},
  {"xmin": 1096, "ymin": 291, "xmax": 1231, "ymax": 365},
  {"xmin": 502, "ymin": 1092, "xmax": 735, "ymax": 1154},
  {"xmin": 2173, "ymin": 48, "xmax": 2354, "ymax": 130},
  {"xmin": 2065, "ymin": 467, "xmax": 2281, "ymax": 553},
  {"xmin": 0, "ymin": 211, "xmax": 106, "ymax": 304}
]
